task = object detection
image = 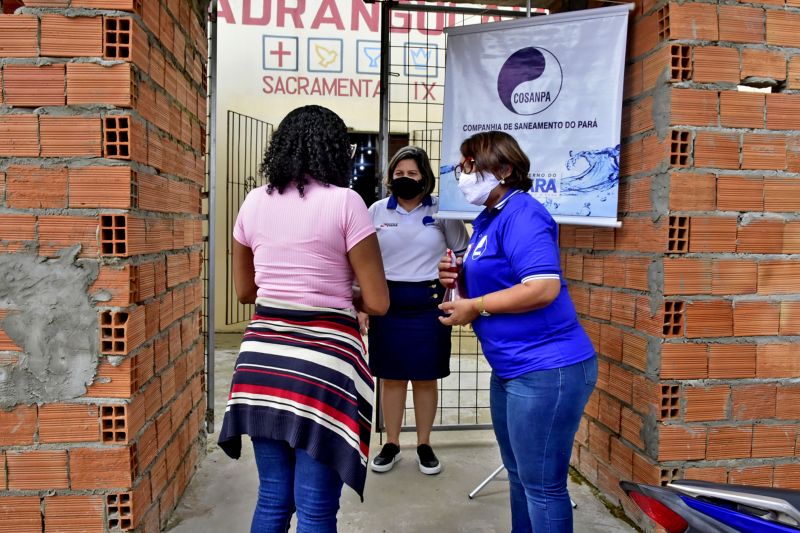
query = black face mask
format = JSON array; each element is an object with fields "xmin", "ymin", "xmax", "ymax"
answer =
[{"xmin": 392, "ymin": 177, "xmax": 424, "ymax": 200}]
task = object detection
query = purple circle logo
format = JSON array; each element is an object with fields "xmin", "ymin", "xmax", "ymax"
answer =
[{"xmin": 497, "ymin": 47, "xmax": 562, "ymax": 115}]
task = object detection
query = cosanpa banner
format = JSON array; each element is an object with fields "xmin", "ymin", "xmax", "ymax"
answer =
[{"xmin": 438, "ymin": 5, "xmax": 630, "ymax": 227}]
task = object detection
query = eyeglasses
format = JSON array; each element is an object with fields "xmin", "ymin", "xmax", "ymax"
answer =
[{"xmin": 453, "ymin": 158, "xmax": 475, "ymax": 181}]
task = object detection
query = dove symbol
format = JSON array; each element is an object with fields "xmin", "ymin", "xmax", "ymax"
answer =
[{"xmin": 315, "ymin": 45, "xmax": 338, "ymax": 68}]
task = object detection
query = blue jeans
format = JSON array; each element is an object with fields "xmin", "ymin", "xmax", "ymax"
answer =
[
  {"xmin": 490, "ymin": 356, "xmax": 598, "ymax": 533},
  {"xmin": 251, "ymin": 438, "xmax": 343, "ymax": 533}
]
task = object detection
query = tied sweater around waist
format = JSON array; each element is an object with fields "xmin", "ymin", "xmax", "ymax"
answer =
[{"xmin": 218, "ymin": 297, "xmax": 374, "ymax": 498}]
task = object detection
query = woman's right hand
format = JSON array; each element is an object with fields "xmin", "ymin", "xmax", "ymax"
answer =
[
  {"xmin": 357, "ymin": 312, "xmax": 369, "ymax": 336},
  {"xmin": 438, "ymin": 253, "xmax": 462, "ymax": 289}
]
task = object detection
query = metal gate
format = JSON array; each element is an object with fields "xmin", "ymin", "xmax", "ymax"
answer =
[
  {"xmin": 224, "ymin": 111, "xmax": 274, "ymax": 326},
  {"xmin": 377, "ymin": 3, "xmax": 538, "ymax": 432}
]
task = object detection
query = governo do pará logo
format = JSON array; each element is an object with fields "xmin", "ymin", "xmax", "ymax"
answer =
[{"xmin": 497, "ymin": 47, "xmax": 563, "ymax": 115}]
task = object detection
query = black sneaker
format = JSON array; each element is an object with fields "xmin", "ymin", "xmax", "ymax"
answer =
[
  {"xmin": 416, "ymin": 444, "xmax": 441, "ymax": 475},
  {"xmin": 371, "ymin": 443, "xmax": 401, "ymax": 472}
]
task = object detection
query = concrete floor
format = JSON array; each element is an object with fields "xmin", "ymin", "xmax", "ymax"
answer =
[{"xmin": 165, "ymin": 334, "xmax": 635, "ymax": 533}]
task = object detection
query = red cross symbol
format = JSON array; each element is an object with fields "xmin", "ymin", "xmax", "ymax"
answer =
[{"xmin": 270, "ymin": 41, "xmax": 292, "ymax": 68}]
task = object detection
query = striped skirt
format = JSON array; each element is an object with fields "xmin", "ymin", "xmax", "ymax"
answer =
[{"xmin": 217, "ymin": 297, "xmax": 374, "ymax": 498}]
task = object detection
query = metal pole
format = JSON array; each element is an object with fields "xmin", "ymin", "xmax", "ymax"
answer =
[
  {"xmin": 527, "ymin": 0, "xmax": 532, "ymax": 16},
  {"xmin": 205, "ymin": 0, "xmax": 218, "ymax": 434},
  {"xmin": 377, "ymin": 0, "xmax": 393, "ymax": 200},
  {"xmin": 469, "ymin": 465, "xmax": 505, "ymax": 499},
  {"xmin": 373, "ymin": 0, "xmax": 394, "ymax": 435}
]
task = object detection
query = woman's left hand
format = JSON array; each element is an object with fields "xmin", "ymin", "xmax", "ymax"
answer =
[{"xmin": 438, "ymin": 298, "xmax": 480, "ymax": 326}]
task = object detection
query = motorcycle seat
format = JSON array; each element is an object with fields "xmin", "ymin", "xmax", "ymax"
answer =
[{"xmin": 670, "ymin": 479, "xmax": 800, "ymax": 517}]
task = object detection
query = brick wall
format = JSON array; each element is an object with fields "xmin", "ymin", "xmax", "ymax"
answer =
[
  {"xmin": 0, "ymin": 1, "xmax": 207, "ymax": 532},
  {"xmin": 567, "ymin": 0, "xmax": 800, "ymax": 529}
]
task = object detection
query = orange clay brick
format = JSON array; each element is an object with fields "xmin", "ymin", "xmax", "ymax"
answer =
[
  {"xmin": 7, "ymin": 450, "xmax": 68, "ymax": 490},
  {"xmin": 780, "ymin": 301, "xmax": 800, "ymax": 335},
  {"xmin": 0, "ymin": 114, "xmax": 39, "ymax": 157},
  {"xmin": 39, "ymin": 403, "xmax": 100, "ymax": 443},
  {"xmin": 729, "ymin": 465, "xmax": 773, "ymax": 487},
  {"xmin": 708, "ymin": 344, "xmax": 756, "ymax": 378},
  {"xmin": 658, "ymin": 425, "xmax": 707, "ymax": 461},
  {"xmin": 738, "ymin": 219, "xmax": 784, "ymax": 254},
  {"xmin": 742, "ymin": 133, "xmax": 787, "ymax": 170},
  {"xmin": 758, "ymin": 261, "xmax": 800, "ymax": 294},
  {"xmin": 669, "ymin": 172, "xmax": 715, "ymax": 211},
  {"xmin": 67, "ymin": 62, "xmax": 133, "ymax": 107},
  {"xmin": 688, "ymin": 216, "xmax": 738, "ymax": 253},
  {"xmin": 670, "ymin": 88, "xmax": 717, "ymax": 126},
  {"xmin": 45, "ymin": 495, "xmax": 105, "ymax": 533},
  {"xmin": 694, "ymin": 131, "xmax": 740, "ymax": 169},
  {"xmin": 0, "ymin": 15, "xmax": 38, "ymax": 58},
  {"xmin": 0, "ymin": 497, "xmax": 41, "ymax": 533},
  {"xmin": 718, "ymin": 5, "xmax": 765, "ymax": 43},
  {"xmin": 719, "ymin": 91, "xmax": 765, "ymax": 129},
  {"xmin": 69, "ymin": 166, "xmax": 133, "ymax": 209},
  {"xmin": 38, "ymin": 215, "xmax": 99, "ymax": 258},
  {"xmin": 756, "ymin": 343, "xmax": 800, "ymax": 377},
  {"xmin": 752, "ymin": 425, "xmax": 797, "ymax": 458},
  {"xmin": 767, "ymin": 10, "xmax": 800, "ymax": 48},
  {"xmin": 707, "ymin": 425, "xmax": 753, "ymax": 460},
  {"xmin": 684, "ymin": 300, "xmax": 734, "ymax": 338},
  {"xmin": 2, "ymin": 64, "xmax": 66, "ymax": 106},
  {"xmin": 5, "ymin": 166, "xmax": 68, "ymax": 209},
  {"xmin": 684, "ymin": 385, "xmax": 730, "ymax": 422},
  {"xmin": 69, "ymin": 447, "xmax": 134, "ymax": 490},
  {"xmin": 40, "ymin": 15, "xmax": 103, "ymax": 57},
  {"xmin": 40, "ymin": 116, "xmax": 103, "ymax": 157},
  {"xmin": 767, "ymin": 93, "xmax": 800, "ymax": 130},
  {"xmin": 669, "ymin": 2, "xmax": 719, "ymax": 40},
  {"xmin": 0, "ymin": 214, "xmax": 36, "ymax": 253},
  {"xmin": 663, "ymin": 258, "xmax": 713, "ymax": 295},
  {"xmin": 716, "ymin": 175, "xmax": 763, "ymax": 212},
  {"xmin": 661, "ymin": 343, "xmax": 708, "ymax": 379},
  {"xmin": 741, "ymin": 48, "xmax": 786, "ymax": 81},
  {"xmin": 0, "ymin": 405, "xmax": 36, "ymax": 446},
  {"xmin": 693, "ymin": 46, "xmax": 740, "ymax": 84},
  {"xmin": 764, "ymin": 177, "xmax": 800, "ymax": 212},
  {"xmin": 732, "ymin": 383, "xmax": 777, "ymax": 420}
]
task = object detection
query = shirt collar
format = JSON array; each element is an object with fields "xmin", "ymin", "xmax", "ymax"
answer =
[
  {"xmin": 492, "ymin": 189, "xmax": 524, "ymax": 212},
  {"xmin": 387, "ymin": 194, "xmax": 433, "ymax": 210}
]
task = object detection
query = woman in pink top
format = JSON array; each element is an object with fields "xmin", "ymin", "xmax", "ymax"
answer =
[{"xmin": 218, "ymin": 105, "xmax": 389, "ymax": 533}]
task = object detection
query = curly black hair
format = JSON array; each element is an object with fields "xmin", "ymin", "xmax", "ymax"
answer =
[{"xmin": 260, "ymin": 105, "xmax": 352, "ymax": 196}]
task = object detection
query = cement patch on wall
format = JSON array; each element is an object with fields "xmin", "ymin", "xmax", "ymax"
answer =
[{"xmin": 0, "ymin": 246, "xmax": 99, "ymax": 407}]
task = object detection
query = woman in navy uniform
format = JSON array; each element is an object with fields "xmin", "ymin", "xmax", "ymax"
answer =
[{"xmin": 361, "ymin": 146, "xmax": 469, "ymax": 475}]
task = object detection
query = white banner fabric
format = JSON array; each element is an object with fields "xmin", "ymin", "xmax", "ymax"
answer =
[{"xmin": 438, "ymin": 5, "xmax": 630, "ymax": 227}]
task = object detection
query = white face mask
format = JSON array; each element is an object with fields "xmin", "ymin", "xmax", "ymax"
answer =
[{"xmin": 457, "ymin": 171, "xmax": 501, "ymax": 206}]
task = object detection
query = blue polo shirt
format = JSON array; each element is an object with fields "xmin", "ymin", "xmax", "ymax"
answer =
[{"xmin": 463, "ymin": 189, "xmax": 595, "ymax": 378}]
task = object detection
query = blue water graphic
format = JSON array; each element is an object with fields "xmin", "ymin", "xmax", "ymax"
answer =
[
  {"xmin": 561, "ymin": 145, "xmax": 620, "ymax": 197},
  {"xmin": 542, "ymin": 144, "xmax": 620, "ymax": 217}
]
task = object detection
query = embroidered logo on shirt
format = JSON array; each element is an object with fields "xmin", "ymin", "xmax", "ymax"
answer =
[
  {"xmin": 472, "ymin": 235, "xmax": 488, "ymax": 259},
  {"xmin": 422, "ymin": 216, "xmax": 436, "ymax": 226}
]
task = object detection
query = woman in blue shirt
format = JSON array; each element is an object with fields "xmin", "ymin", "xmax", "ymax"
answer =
[{"xmin": 438, "ymin": 131, "xmax": 597, "ymax": 533}]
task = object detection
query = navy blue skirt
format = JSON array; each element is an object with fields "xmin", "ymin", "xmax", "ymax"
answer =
[{"xmin": 368, "ymin": 280, "xmax": 452, "ymax": 380}]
